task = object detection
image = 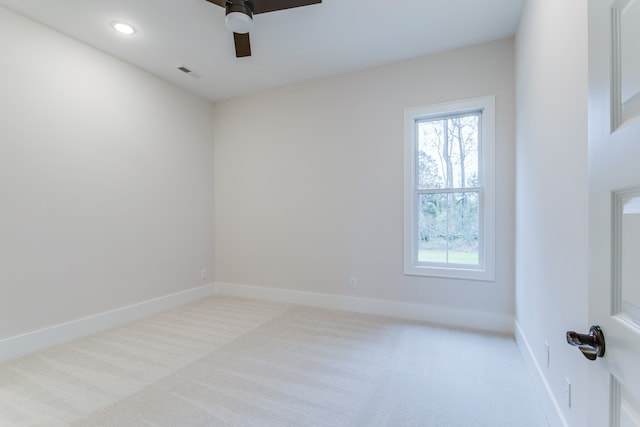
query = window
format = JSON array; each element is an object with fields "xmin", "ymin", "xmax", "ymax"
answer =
[{"xmin": 404, "ymin": 96, "xmax": 495, "ymax": 281}]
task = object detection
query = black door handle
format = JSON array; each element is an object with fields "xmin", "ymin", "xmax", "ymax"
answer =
[{"xmin": 566, "ymin": 325, "xmax": 605, "ymax": 361}]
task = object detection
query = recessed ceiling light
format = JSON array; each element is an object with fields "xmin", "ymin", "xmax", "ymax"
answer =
[{"xmin": 112, "ymin": 21, "xmax": 136, "ymax": 35}]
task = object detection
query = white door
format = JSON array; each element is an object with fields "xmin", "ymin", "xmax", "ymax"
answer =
[{"xmin": 586, "ymin": 0, "xmax": 640, "ymax": 425}]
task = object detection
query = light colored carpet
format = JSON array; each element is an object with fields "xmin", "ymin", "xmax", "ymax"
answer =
[{"xmin": 0, "ymin": 297, "xmax": 548, "ymax": 426}]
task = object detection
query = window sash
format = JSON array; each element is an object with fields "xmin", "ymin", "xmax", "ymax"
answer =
[
  {"xmin": 414, "ymin": 111, "xmax": 483, "ymax": 191},
  {"xmin": 413, "ymin": 189, "xmax": 484, "ymax": 268}
]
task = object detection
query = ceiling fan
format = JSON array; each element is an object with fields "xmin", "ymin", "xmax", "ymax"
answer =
[{"xmin": 206, "ymin": 0, "xmax": 322, "ymax": 58}]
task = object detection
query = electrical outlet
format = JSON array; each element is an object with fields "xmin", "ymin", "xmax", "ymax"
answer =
[
  {"xmin": 201, "ymin": 269, "xmax": 207, "ymax": 280},
  {"xmin": 565, "ymin": 377, "xmax": 571, "ymax": 408},
  {"xmin": 348, "ymin": 276, "xmax": 357, "ymax": 289},
  {"xmin": 544, "ymin": 341, "xmax": 550, "ymax": 368}
]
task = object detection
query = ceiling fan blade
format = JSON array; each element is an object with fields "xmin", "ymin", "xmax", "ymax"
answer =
[
  {"xmin": 204, "ymin": 0, "xmax": 226, "ymax": 7},
  {"xmin": 253, "ymin": 0, "xmax": 320, "ymax": 14},
  {"xmin": 233, "ymin": 32, "xmax": 252, "ymax": 57}
]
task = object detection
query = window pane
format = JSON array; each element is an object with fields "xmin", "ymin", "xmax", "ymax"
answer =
[
  {"xmin": 418, "ymin": 192, "xmax": 479, "ymax": 265},
  {"xmin": 417, "ymin": 113, "xmax": 480, "ymax": 190},
  {"xmin": 417, "ymin": 119, "xmax": 446, "ymax": 189}
]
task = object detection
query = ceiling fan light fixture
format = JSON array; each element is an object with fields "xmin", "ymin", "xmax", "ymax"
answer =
[
  {"xmin": 225, "ymin": 1, "xmax": 253, "ymax": 34},
  {"xmin": 225, "ymin": 12, "xmax": 252, "ymax": 33}
]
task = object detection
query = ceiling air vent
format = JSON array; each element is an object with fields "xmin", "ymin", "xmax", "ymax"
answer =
[{"xmin": 176, "ymin": 65, "xmax": 202, "ymax": 79}]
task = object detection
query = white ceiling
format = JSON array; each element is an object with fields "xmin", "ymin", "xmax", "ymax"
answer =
[{"xmin": 0, "ymin": 0, "xmax": 524, "ymax": 103}]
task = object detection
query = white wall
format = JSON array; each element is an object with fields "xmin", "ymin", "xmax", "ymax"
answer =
[
  {"xmin": 515, "ymin": 0, "xmax": 589, "ymax": 425},
  {"xmin": 0, "ymin": 7, "xmax": 215, "ymax": 340},
  {"xmin": 213, "ymin": 39, "xmax": 515, "ymax": 327}
]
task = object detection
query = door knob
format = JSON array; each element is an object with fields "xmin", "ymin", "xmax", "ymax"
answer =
[{"xmin": 566, "ymin": 325, "xmax": 605, "ymax": 361}]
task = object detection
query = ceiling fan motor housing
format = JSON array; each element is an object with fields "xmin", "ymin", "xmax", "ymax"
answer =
[{"xmin": 226, "ymin": 0, "xmax": 253, "ymax": 18}]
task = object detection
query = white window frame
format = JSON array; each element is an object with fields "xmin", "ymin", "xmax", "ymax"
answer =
[{"xmin": 403, "ymin": 96, "xmax": 495, "ymax": 281}]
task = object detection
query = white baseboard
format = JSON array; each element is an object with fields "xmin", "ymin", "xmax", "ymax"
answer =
[
  {"xmin": 514, "ymin": 321, "xmax": 566, "ymax": 427},
  {"xmin": 0, "ymin": 284, "xmax": 216, "ymax": 363},
  {"xmin": 1, "ymin": 281, "xmax": 513, "ymax": 362},
  {"xmin": 214, "ymin": 282, "xmax": 514, "ymax": 334}
]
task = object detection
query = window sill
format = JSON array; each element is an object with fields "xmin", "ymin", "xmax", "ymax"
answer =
[{"xmin": 404, "ymin": 263, "xmax": 495, "ymax": 282}]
